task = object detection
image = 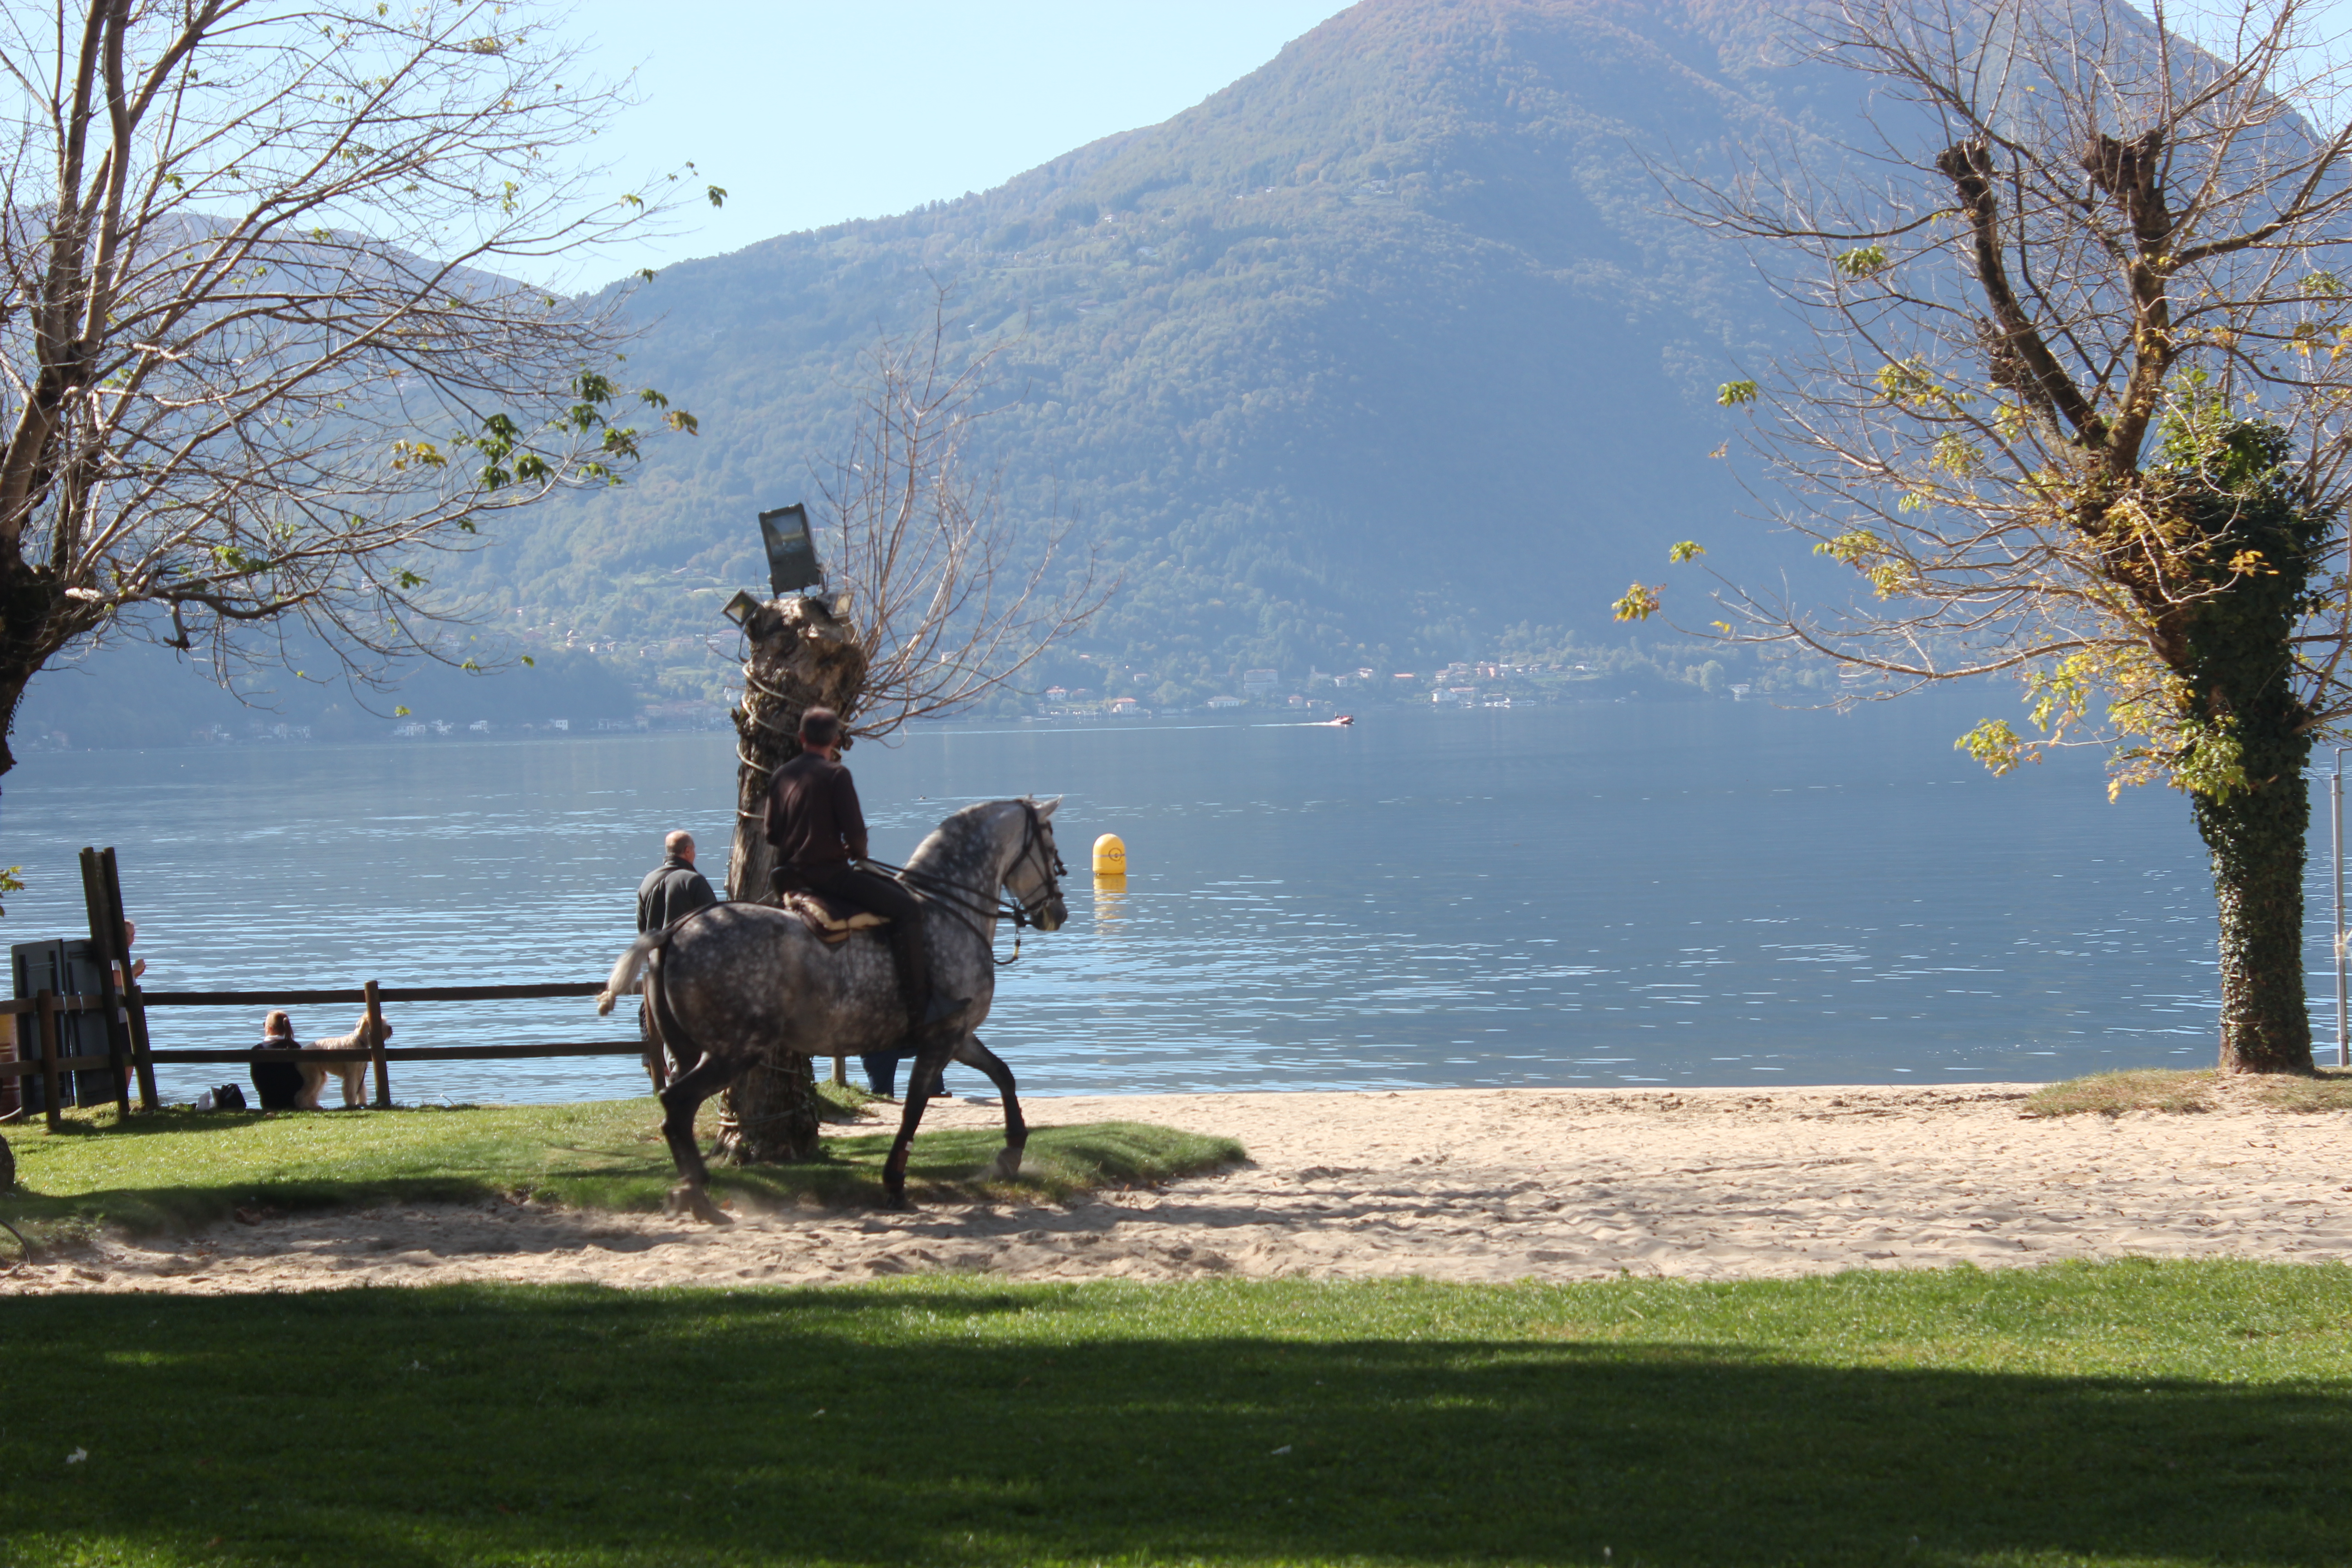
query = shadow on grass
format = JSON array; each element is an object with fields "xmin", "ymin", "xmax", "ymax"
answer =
[{"xmin": 2, "ymin": 1282, "xmax": 2347, "ymax": 1566}]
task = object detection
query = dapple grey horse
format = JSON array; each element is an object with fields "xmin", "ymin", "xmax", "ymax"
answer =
[{"xmin": 598, "ymin": 797, "xmax": 1068, "ymax": 1222}]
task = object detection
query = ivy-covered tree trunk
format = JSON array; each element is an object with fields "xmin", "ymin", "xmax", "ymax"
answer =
[
  {"xmin": 2194, "ymin": 755, "xmax": 2312, "ymax": 1073},
  {"xmin": 2164, "ymin": 423, "xmax": 2323, "ymax": 1075},
  {"xmin": 712, "ymin": 593, "xmax": 869, "ymax": 1162}
]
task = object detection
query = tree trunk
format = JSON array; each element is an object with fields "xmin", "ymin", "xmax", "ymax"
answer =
[
  {"xmin": 713, "ymin": 593, "xmax": 869, "ymax": 1164},
  {"xmin": 0, "ymin": 549, "xmax": 74, "ymax": 782},
  {"xmin": 2193, "ymin": 720, "xmax": 2315, "ymax": 1074},
  {"xmin": 2167, "ymin": 426, "xmax": 2322, "ymax": 1076}
]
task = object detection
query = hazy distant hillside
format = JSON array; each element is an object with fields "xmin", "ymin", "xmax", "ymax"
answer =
[
  {"xmin": 18, "ymin": 0, "xmax": 1875, "ymax": 743},
  {"xmin": 446, "ymin": 0, "xmax": 1867, "ymax": 708}
]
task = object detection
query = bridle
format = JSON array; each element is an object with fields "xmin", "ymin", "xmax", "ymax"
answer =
[{"xmin": 862, "ymin": 799, "xmax": 1068, "ymax": 966}]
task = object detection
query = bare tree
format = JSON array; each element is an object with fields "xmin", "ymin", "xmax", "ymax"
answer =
[
  {"xmin": 1631, "ymin": 0, "xmax": 2352, "ymax": 1073},
  {"xmin": 716, "ymin": 303, "xmax": 1110, "ymax": 1162},
  {"xmin": 0, "ymin": 0, "xmax": 712, "ymax": 776}
]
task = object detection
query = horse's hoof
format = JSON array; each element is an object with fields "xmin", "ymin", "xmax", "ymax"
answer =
[
  {"xmin": 666, "ymin": 1184, "xmax": 732, "ymax": 1226},
  {"xmin": 991, "ymin": 1149, "xmax": 1023, "ymax": 1180},
  {"xmin": 881, "ymin": 1190, "xmax": 914, "ymax": 1212}
]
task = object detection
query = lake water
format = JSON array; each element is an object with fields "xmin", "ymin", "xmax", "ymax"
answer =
[{"xmin": 0, "ymin": 694, "xmax": 2318, "ymax": 1104}]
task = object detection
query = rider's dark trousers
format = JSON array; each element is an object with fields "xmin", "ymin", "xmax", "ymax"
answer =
[{"xmin": 787, "ymin": 862, "xmax": 931, "ymax": 1019}]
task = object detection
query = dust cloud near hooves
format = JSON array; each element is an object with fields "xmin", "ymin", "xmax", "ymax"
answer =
[{"xmin": 11, "ymin": 1085, "xmax": 2350, "ymax": 1295}]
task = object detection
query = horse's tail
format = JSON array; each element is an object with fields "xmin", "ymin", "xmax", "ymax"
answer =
[
  {"xmin": 641, "ymin": 932, "xmax": 712, "ymax": 1074},
  {"xmin": 596, "ymin": 932, "xmax": 663, "ymax": 1016}
]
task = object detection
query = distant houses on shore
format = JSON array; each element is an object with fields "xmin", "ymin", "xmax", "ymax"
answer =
[{"xmin": 16, "ymin": 642, "xmax": 1820, "ymax": 755}]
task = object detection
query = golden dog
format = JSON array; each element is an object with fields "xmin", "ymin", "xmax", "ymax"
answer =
[{"xmin": 297, "ymin": 1011, "xmax": 391, "ymax": 1110}]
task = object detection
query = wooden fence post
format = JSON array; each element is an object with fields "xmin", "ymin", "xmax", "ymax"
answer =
[
  {"xmin": 365, "ymin": 980, "xmax": 390, "ymax": 1109},
  {"xmin": 0, "ymin": 1011, "xmax": 17, "ymax": 1122},
  {"xmin": 120, "ymin": 975, "xmax": 156, "ymax": 1113},
  {"xmin": 35, "ymin": 989, "xmax": 62, "ymax": 1134},
  {"xmin": 77, "ymin": 848, "xmax": 133, "ymax": 1120},
  {"xmin": 99, "ymin": 849, "xmax": 157, "ymax": 1112}
]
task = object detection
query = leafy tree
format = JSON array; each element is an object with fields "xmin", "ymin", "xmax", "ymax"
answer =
[
  {"xmin": 1632, "ymin": 0, "xmax": 2352, "ymax": 1072},
  {"xmin": 0, "ymin": 0, "xmax": 713, "ymax": 775}
]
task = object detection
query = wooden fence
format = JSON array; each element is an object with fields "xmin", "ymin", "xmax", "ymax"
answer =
[
  {"xmin": 0, "ymin": 845, "xmax": 861, "ymax": 1132},
  {"xmin": 0, "ymin": 978, "xmax": 646, "ymax": 1133},
  {"xmin": 0, "ymin": 845, "xmax": 649, "ymax": 1133}
]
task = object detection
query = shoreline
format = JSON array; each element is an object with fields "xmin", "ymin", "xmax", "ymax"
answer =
[{"xmin": 9, "ymin": 1080, "xmax": 2350, "ymax": 1295}]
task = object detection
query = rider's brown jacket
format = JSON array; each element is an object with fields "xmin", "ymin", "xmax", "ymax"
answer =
[{"xmin": 764, "ymin": 751, "xmax": 869, "ymax": 870}]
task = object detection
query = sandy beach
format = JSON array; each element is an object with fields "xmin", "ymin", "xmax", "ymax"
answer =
[{"xmin": 8, "ymin": 1082, "xmax": 2350, "ymax": 1294}]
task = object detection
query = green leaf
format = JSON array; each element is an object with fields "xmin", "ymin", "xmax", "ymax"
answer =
[
  {"xmin": 520, "ymin": 655, "xmax": 535, "ymax": 668},
  {"xmin": 394, "ymin": 706, "xmax": 412, "ymax": 717},
  {"xmin": 1955, "ymin": 718, "xmax": 2025, "ymax": 775},
  {"xmin": 1834, "ymin": 245, "xmax": 1889, "ymax": 279},
  {"xmin": 707, "ymin": 185, "xmax": 728, "ymax": 208},
  {"xmin": 1612, "ymin": 582, "xmax": 1662, "ymax": 622},
  {"xmin": 1668, "ymin": 541, "xmax": 1705, "ymax": 563},
  {"xmin": 1717, "ymin": 380, "xmax": 1758, "ymax": 407}
]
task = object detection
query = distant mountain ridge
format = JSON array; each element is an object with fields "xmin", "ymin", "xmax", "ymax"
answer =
[
  {"xmin": 24, "ymin": 0, "xmax": 1876, "ymax": 740},
  {"xmin": 448, "ymin": 0, "xmax": 1868, "ymax": 708}
]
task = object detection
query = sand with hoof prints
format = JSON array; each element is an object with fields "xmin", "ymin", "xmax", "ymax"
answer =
[{"xmin": 8, "ymin": 1083, "xmax": 2351, "ymax": 1294}]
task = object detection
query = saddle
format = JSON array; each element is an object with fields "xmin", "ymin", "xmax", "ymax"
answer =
[{"xmin": 777, "ymin": 890, "xmax": 891, "ymax": 946}]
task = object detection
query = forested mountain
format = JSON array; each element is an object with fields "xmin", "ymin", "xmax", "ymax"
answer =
[
  {"xmin": 25, "ymin": 0, "xmax": 1877, "ymax": 739},
  {"xmin": 450, "ymin": 0, "xmax": 1861, "ymax": 708}
]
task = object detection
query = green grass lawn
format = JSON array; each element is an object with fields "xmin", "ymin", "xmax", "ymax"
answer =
[
  {"xmin": 0, "ymin": 1098, "xmax": 1241, "ymax": 1246},
  {"xmin": 2, "ymin": 1262, "xmax": 2350, "ymax": 1565}
]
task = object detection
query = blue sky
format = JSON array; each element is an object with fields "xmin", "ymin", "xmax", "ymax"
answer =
[{"xmin": 555, "ymin": 0, "xmax": 1351, "ymax": 281}]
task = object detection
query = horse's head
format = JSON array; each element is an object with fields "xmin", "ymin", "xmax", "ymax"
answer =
[{"xmin": 1005, "ymin": 796, "xmax": 1069, "ymax": 932}]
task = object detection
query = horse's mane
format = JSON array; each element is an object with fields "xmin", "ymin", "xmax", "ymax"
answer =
[{"xmin": 903, "ymin": 799, "xmax": 1022, "ymax": 881}]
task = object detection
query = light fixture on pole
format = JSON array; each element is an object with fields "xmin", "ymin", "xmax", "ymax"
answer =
[
  {"xmin": 758, "ymin": 503, "xmax": 824, "ymax": 598},
  {"xmin": 722, "ymin": 504, "xmax": 846, "ymax": 631}
]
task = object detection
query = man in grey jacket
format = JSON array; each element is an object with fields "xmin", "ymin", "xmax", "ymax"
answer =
[
  {"xmin": 635, "ymin": 831, "xmax": 716, "ymax": 1088},
  {"xmin": 637, "ymin": 831, "xmax": 717, "ymax": 935}
]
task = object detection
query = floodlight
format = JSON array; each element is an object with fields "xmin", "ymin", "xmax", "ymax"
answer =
[{"xmin": 758, "ymin": 503, "xmax": 823, "ymax": 597}]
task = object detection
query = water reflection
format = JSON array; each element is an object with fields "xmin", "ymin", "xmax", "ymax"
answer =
[{"xmin": 0, "ymin": 696, "xmax": 2285, "ymax": 1102}]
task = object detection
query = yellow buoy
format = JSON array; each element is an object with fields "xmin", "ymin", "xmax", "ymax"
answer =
[{"xmin": 1092, "ymin": 833, "xmax": 1127, "ymax": 877}]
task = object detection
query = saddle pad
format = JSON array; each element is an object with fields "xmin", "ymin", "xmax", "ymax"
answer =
[{"xmin": 780, "ymin": 891, "xmax": 890, "ymax": 942}]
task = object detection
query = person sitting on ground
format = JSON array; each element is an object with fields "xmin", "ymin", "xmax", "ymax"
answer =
[
  {"xmin": 764, "ymin": 706, "xmax": 966, "ymax": 1039},
  {"xmin": 635, "ymin": 831, "xmax": 718, "ymax": 1090},
  {"xmin": 248, "ymin": 1010, "xmax": 306, "ymax": 1111}
]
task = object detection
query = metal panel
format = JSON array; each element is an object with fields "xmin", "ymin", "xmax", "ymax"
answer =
[{"xmin": 10, "ymin": 940, "xmax": 114, "ymax": 1108}]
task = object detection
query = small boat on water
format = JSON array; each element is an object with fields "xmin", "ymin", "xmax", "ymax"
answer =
[{"xmin": 1319, "ymin": 714, "xmax": 1354, "ymax": 727}]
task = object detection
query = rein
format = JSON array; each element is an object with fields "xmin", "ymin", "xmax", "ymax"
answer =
[{"xmin": 861, "ymin": 801, "xmax": 1067, "ymax": 968}]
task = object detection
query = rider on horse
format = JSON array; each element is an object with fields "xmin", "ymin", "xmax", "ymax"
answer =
[{"xmin": 764, "ymin": 706, "xmax": 966, "ymax": 1035}]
